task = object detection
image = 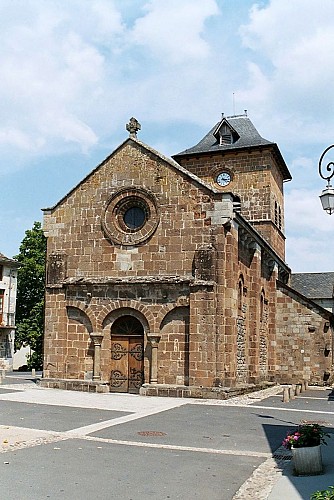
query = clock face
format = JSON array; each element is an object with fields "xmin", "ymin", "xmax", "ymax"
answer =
[{"xmin": 216, "ymin": 171, "xmax": 231, "ymax": 187}]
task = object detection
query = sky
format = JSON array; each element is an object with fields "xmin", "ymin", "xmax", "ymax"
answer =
[{"xmin": 1, "ymin": 0, "xmax": 334, "ymax": 273}]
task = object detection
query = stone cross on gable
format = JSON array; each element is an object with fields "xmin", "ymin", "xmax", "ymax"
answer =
[{"xmin": 126, "ymin": 117, "xmax": 141, "ymax": 138}]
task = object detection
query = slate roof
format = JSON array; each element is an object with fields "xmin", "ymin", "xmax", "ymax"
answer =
[
  {"xmin": 291, "ymin": 272, "xmax": 334, "ymax": 299},
  {"xmin": 173, "ymin": 114, "xmax": 292, "ymax": 181},
  {"xmin": 0, "ymin": 252, "xmax": 19, "ymax": 267}
]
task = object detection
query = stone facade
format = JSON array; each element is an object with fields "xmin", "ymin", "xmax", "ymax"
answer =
[
  {"xmin": 41, "ymin": 115, "xmax": 334, "ymax": 396},
  {"xmin": 276, "ymin": 282, "xmax": 333, "ymax": 385},
  {"xmin": 0, "ymin": 253, "xmax": 19, "ymax": 371}
]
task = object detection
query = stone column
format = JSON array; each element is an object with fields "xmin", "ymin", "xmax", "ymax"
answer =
[
  {"xmin": 147, "ymin": 335, "xmax": 161, "ymax": 384},
  {"xmin": 90, "ymin": 333, "xmax": 104, "ymax": 381}
]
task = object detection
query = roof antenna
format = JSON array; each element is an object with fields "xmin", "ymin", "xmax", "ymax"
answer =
[{"xmin": 233, "ymin": 92, "xmax": 236, "ymax": 116}]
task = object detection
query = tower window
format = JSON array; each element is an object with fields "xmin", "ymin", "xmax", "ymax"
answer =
[{"xmin": 274, "ymin": 201, "xmax": 282, "ymax": 230}]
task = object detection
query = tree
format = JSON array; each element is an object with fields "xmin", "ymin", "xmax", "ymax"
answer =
[{"xmin": 14, "ymin": 221, "xmax": 46, "ymax": 369}]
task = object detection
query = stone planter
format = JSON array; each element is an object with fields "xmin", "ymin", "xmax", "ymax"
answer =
[{"xmin": 292, "ymin": 445, "xmax": 323, "ymax": 475}]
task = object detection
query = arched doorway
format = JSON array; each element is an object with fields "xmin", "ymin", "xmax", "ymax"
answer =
[{"xmin": 110, "ymin": 315, "xmax": 144, "ymax": 393}]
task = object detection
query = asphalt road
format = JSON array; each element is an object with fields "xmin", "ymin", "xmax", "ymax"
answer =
[{"xmin": 0, "ymin": 374, "xmax": 333, "ymax": 500}]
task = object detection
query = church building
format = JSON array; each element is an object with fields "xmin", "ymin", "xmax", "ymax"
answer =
[{"xmin": 41, "ymin": 114, "xmax": 334, "ymax": 397}]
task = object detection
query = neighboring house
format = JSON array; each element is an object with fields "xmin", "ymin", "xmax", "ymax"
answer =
[
  {"xmin": 291, "ymin": 273, "xmax": 334, "ymax": 313},
  {"xmin": 41, "ymin": 115, "xmax": 334, "ymax": 396},
  {"xmin": 0, "ymin": 252, "xmax": 19, "ymax": 371}
]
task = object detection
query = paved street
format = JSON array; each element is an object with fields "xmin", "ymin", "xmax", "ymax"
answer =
[{"xmin": 1, "ymin": 374, "xmax": 334, "ymax": 499}]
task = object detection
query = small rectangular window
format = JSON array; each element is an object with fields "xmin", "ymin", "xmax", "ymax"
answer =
[
  {"xmin": 0, "ymin": 289, "xmax": 4, "ymax": 324},
  {"xmin": 0, "ymin": 265, "xmax": 3, "ymax": 281}
]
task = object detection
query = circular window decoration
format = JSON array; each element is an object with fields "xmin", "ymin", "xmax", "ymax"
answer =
[{"xmin": 102, "ymin": 187, "xmax": 160, "ymax": 246}]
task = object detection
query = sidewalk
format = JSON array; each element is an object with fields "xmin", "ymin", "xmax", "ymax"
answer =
[
  {"xmin": 268, "ymin": 440, "xmax": 334, "ymax": 499},
  {"xmin": 267, "ymin": 386, "xmax": 334, "ymax": 500},
  {"xmin": 1, "ymin": 373, "xmax": 334, "ymax": 499}
]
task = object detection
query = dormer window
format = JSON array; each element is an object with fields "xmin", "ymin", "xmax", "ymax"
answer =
[{"xmin": 213, "ymin": 120, "xmax": 239, "ymax": 146}]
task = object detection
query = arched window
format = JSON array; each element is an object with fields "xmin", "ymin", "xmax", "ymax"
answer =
[
  {"xmin": 238, "ymin": 275, "xmax": 244, "ymax": 313},
  {"xmin": 260, "ymin": 292, "xmax": 264, "ymax": 322}
]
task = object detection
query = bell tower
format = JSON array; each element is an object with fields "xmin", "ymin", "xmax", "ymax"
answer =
[{"xmin": 173, "ymin": 113, "xmax": 291, "ymax": 259}]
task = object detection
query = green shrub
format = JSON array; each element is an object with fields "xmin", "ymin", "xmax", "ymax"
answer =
[{"xmin": 311, "ymin": 486, "xmax": 334, "ymax": 499}]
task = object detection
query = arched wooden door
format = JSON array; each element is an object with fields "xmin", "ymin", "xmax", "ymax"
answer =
[{"xmin": 110, "ymin": 315, "xmax": 144, "ymax": 393}]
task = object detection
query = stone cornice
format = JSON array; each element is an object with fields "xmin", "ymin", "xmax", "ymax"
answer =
[{"xmin": 62, "ymin": 275, "xmax": 194, "ymax": 286}]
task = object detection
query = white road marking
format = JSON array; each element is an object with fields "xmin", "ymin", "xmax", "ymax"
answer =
[{"xmin": 77, "ymin": 435, "xmax": 271, "ymax": 458}]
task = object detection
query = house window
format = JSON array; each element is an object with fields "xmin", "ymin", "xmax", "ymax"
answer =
[
  {"xmin": 0, "ymin": 265, "xmax": 3, "ymax": 281},
  {"xmin": 0, "ymin": 289, "xmax": 4, "ymax": 324}
]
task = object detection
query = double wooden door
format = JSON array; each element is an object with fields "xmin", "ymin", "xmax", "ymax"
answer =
[{"xmin": 110, "ymin": 335, "xmax": 144, "ymax": 393}]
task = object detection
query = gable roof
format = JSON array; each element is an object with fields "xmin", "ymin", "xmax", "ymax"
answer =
[
  {"xmin": 0, "ymin": 252, "xmax": 19, "ymax": 267},
  {"xmin": 291, "ymin": 272, "xmax": 334, "ymax": 299},
  {"xmin": 173, "ymin": 114, "xmax": 292, "ymax": 181},
  {"xmin": 43, "ymin": 137, "xmax": 235, "ymax": 212}
]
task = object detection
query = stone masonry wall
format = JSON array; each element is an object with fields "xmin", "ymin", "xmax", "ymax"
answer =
[
  {"xmin": 158, "ymin": 306, "xmax": 190, "ymax": 385},
  {"xmin": 44, "ymin": 142, "xmax": 216, "ymax": 281},
  {"xmin": 177, "ymin": 149, "xmax": 286, "ymax": 259},
  {"xmin": 275, "ymin": 283, "xmax": 332, "ymax": 385}
]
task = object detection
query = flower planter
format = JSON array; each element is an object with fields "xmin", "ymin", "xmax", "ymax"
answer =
[{"xmin": 292, "ymin": 445, "xmax": 323, "ymax": 475}]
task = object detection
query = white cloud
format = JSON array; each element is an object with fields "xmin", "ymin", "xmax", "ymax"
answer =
[
  {"xmin": 0, "ymin": 128, "xmax": 43, "ymax": 151},
  {"xmin": 131, "ymin": 0, "xmax": 219, "ymax": 64},
  {"xmin": 285, "ymin": 188, "xmax": 331, "ymax": 233},
  {"xmin": 0, "ymin": 0, "xmax": 225, "ymax": 171},
  {"xmin": 238, "ymin": 0, "xmax": 334, "ymax": 149},
  {"xmin": 284, "ymin": 186, "xmax": 334, "ymax": 271},
  {"xmin": 286, "ymin": 235, "xmax": 333, "ymax": 273},
  {"xmin": 0, "ymin": 0, "xmax": 120, "ymax": 164}
]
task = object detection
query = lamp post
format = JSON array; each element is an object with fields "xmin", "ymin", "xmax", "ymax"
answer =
[{"xmin": 319, "ymin": 145, "xmax": 334, "ymax": 214}]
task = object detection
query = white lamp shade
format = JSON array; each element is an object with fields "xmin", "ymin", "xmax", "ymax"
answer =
[{"xmin": 320, "ymin": 186, "xmax": 334, "ymax": 214}]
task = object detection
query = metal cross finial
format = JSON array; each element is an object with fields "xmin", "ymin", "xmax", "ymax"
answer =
[{"xmin": 126, "ymin": 117, "xmax": 141, "ymax": 138}]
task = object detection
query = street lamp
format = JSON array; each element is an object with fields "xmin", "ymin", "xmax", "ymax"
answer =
[{"xmin": 319, "ymin": 145, "xmax": 334, "ymax": 215}]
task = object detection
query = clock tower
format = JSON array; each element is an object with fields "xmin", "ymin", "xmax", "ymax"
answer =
[{"xmin": 173, "ymin": 113, "xmax": 291, "ymax": 259}]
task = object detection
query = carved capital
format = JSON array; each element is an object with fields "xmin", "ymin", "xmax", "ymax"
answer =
[
  {"xmin": 90, "ymin": 333, "xmax": 103, "ymax": 346},
  {"xmin": 147, "ymin": 335, "xmax": 161, "ymax": 347}
]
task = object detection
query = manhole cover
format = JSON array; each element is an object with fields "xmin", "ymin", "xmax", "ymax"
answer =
[{"xmin": 137, "ymin": 431, "xmax": 167, "ymax": 437}]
